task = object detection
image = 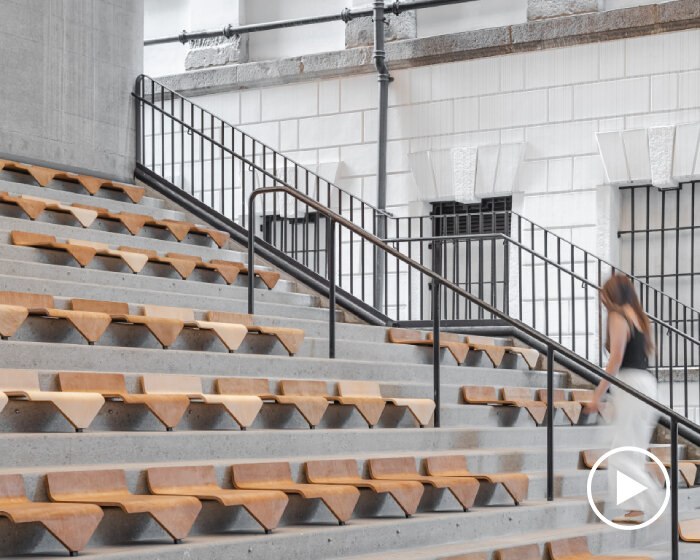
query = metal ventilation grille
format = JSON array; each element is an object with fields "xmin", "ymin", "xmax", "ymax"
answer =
[{"xmin": 430, "ymin": 197, "xmax": 512, "ymax": 236}]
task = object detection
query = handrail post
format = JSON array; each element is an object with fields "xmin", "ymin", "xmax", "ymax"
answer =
[
  {"xmin": 671, "ymin": 417, "xmax": 679, "ymax": 560},
  {"xmin": 432, "ymin": 241, "xmax": 441, "ymax": 427},
  {"xmin": 248, "ymin": 195, "xmax": 256, "ymax": 315},
  {"xmin": 328, "ymin": 218, "xmax": 336, "ymax": 359},
  {"xmin": 547, "ymin": 344, "xmax": 554, "ymax": 501}
]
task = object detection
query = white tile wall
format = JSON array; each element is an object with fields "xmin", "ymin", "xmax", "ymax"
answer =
[
  {"xmin": 480, "ymin": 90, "xmax": 548, "ymax": 129},
  {"xmin": 651, "ymin": 74, "xmax": 678, "ymax": 112},
  {"xmin": 261, "ymin": 82, "xmax": 318, "ymax": 121},
  {"xmin": 573, "ymin": 77, "xmax": 650, "ymax": 119}
]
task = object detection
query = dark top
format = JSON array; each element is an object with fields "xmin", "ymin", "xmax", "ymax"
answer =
[{"xmin": 619, "ymin": 314, "xmax": 649, "ymax": 370}]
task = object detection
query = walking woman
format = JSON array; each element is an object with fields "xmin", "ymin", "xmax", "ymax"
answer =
[{"xmin": 585, "ymin": 274, "xmax": 662, "ymax": 524}]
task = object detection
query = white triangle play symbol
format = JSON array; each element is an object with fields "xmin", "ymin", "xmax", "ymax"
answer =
[{"xmin": 616, "ymin": 470, "xmax": 648, "ymax": 506}]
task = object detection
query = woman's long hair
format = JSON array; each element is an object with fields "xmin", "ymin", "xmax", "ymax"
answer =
[{"xmin": 601, "ymin": 274, "xmax": 654, "ymax": 356}]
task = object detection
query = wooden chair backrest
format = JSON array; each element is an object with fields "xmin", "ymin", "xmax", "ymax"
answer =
[
  {"xmin": 143, "ymin": 304, "xmax": 194, "ymax": 322},
  {"xmin": 47, "ymin": 469, "xmax": 129, "ymax": 498},
  {"xmin": 280, "ymin": 379, "xmax": 328, "ymax": 397},
  {"xmin": 142, "ymin": 373, "xmax": 202, "ymax": 396},
  {"xmin": 547, "ymin": 537, "xmax": 589, "ymax": 558},
  {"xmin": 0, "ymin": 290, "xmax": 54, "ymax": 309},
  {"xmin": 12, "ymin": 230, "xmax": 56, "ymax": 245},
  {"xmin": 369, "ymin": 456, "xmax": 417, "ymax": 477},
  {"xmin": 652, "ymin": 446, "xmax": 671, "ymax": 463},
  {"xmin": 147, "ymin": 465, "xmax": 219, "ymax": 492},
  {"xmin": 337, "ymin": 380, "xmax": 382, "ymax": 399},
  {"xmin": 232, "ymin": 462, "xmax": 293, "ymax": 485},
  {"xmin": 165, "ymin": 253, "xmax": 203, "ymax": 263},
  {"xmin": 67, "ymin": 238, "xmax": 109, "ymax": 251},
  {"xmin": 496, "ymin": 544, "xmax": 540, "ymax": 560},
  {"xmin": 426, "ymin": 331, "xmax": 462, "ymax": 343},
  {"xmin": 118, "ymin": 246, "xmax": 158, "ymax": 258},
  {"xmin": 70, "ymin": 298, "xmax": 129, "ymax": 315},
  {"xmin": 387, "ymin": 328, "xmax": 423, "ymax": 343},
  {"xmin": 305, "ymin": 459, "xmax": 358, "ymax": 481},
  {"xmin": 216, "ymin": 377, "xmax": 270, "ymax": 396},
  {"xmin": 536, "ymin": 389, "xmax": 567, "ymax": 402},
  {"xmin": 466, "ymin": 335, "xmax": 496, "ymax": 346},
  {"xmin": 463, "ymin": 385, "xmax": 499, "ymax": 403},
  {"xmin": 58, "ymin": 371, "xmax": 127, "ymax": 394},
  {"xmin": 570, "ymin": 389, "xmax": 594, "ymax": 402},
  {"xmin": 424, "ymin": 455, "xmax": 469, "ymax": 477},
  {"xmin": 502, "ymin": 387, "xmax": 533, "ymax": 401},
  {"xmin": 207, "ymin": 311, "xmax": 255, "ymax": 327},
  {"xmin": 0, "ymin": 474, "xmax": 28, "ymax": 502},
  {"xmin": 0, "ymin": 369, "xmax": 41, "ymax": 392}
]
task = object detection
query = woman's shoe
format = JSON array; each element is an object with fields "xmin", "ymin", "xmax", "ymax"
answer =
[{"xmin": 613, "ymin": 510, "xmax": 646, "ymax": 524}]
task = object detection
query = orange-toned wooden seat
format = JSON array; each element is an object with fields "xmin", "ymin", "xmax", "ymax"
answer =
[
  {"xmin": 71, "ymin": 203, "xmax": 153, "ymax": 234},
  {"xmin": 58, "ymin": 371, "xmax": 190, "ymax": 431},
  {"xmin": 117, "ymin": 246, "xmax": 198, "ymax": 279},
  {"xmin": 142, "ymin": 374, "xmax": 262, "ymax": 430},
  {"xmin": 497, "ymin": 543, "xmax": 540, "ymax": 560},
  {"xmin": 147, "ymin": 465, "xmax": 288, "ymax": 533},
  {"xmin": 536, "ymin": 389, "xmax": 582, "ymax": 425},
  {"xmin": 571, "ymin": 389, "xmax": 614, "ymax": 422},
  {"xmin": 66, "ymin": 238, "xmax": 149, "ymax": 273},
  {"xmin": 581, "ymin": 447, "xmax": 696, "ymax": 486},
  {"xmin": 157, "ymin": 219, "xmax": 230, "ymax": 247},
  {"xmin": 0, "ymin": 473, "xmax": 103, "ymax": 556},
  {"xmin": 338, "ymin": 380, "xmax": 435, "ymax": 427},
  {"xmin": 165, "ymin": 253, "xmax": 241, "ymax": 284},
  {"xmin": 11, "ymin": 230, "xmax": 98, "ymax": 268},
  {"xmin": 439, "ymin": 554, "xmax": 488, "ymax": 560},
  {"xmin": 647, "ymin": 447, "xmax": 697, "ymax": 487},
  {"xmin": 305, "ymin": 458, "xmax": 424, "ymax": 517},
  {"xmin": 216, "ymin": 378, "xmax": 328, "ymax": 428},
  {"xmin": 679, "ymin": 518, "xmax": 700, "ymax": 542},
  {"xmin": 368, "ymin": 456, "xmax": 479, "ymax": 512},
  {"xmin": 0, "ymin": 191, "xmax": 98, "ymax": 227},
  {"xmin": 581, "ymin": 449, "xmax": 608, "ymax": 469},
  {"xmin": 548, "ymin": 536, "xmax": 653, "ymax": 559},
  {"xmin": 462, "ymin": 386, "xmax": 546, "ymax": 425},
  {"xmin": 0, "ymin": 290, "xmax": 112, "ymax": 344},
  {"xmin": 208, "ymin": 311, "xmax": 305, "ymax": 356},
  {"xmin": 425, "ymin": 455, "xmax": 529, "ymax": 505},
  {"xmin": 210, "ymin": 259, "xmax": 280, "ymax": 290},
  {"xmin": 46, "ymin": 469, "xmax": 201, "ymax": 543},
  {"xmin": 231, "ymin": 461, "xmax": 360, "ymax": 524},
  {"xmin": 388, "ymin": 328, "xmax": 468, "ymax": 364},
  {"xmin": 465, "ymin": 335, "xmax": 539, "ymax": 369},
  {"xmin": 0, "ymin": 370, "xmax": 104, "ymax": 432}
]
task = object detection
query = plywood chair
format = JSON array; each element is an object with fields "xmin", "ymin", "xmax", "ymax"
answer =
[
  {"xmin": 439, "ymin": 554, "xmax": 488, "ymax": 560},
  {"xmin": 0, "ymin": 473, "xmax": 103, "ymax": 556},
  {"xmin": 71, "ymin": 203, "xmax": 154, "ymax": 234},
  {"xmin": 581, "ymin": 449, "xmax": 608, "ymax": 469},
  {"xmin": 497, "ymin": 544, "xmax": 540, "ymax": 560},
  {"xmin": 158, "ymin": 219, "xmax": 230, "ymax": 247},
  {"xmin": 305, "ymin": 458, "xmax": 424, "ymax": 517},
  {"xmin": 0, "ymin": 370, "xmax": 104, "ymax": 432},
  {"xmin": 142, "ymin": 373, "xmax": 262, "ymax": 429},
  {"xmin": 231, "ymin": 461, "xmax": 359, "ymax": 524},
  {"xmin": 66, "ymin": 238, "xmax": 149, "ymax": 273},
  {"xmin": 0, "ymin": 392, "xmax": 7, "ymax": 413},
  {"xmin": 0, "ymin": 191, "xmax": 97, "ymax": 227},
  {"xmin": 368, "ymin": 457, "xmax": 479, "ymax": 512},
  {"xmin": 424, "ymin": 455, "xmax": 529, "ymax": 505},
  {"xmin": 216, "ymin": 378, "xmax": 328, "ymax": 428},
  {"xmin": 165, "ymin": 253, "xmax": 240, "ymax": 284},
  {"xmin": 388, "ymin": 328, "xmax": 468, "ymax": 364},
  {"xmin": 0, "ymin": 290, "xmax": 112, "ymax": 344},
  {"xmin": 0, "ymin": 191, "xmax": 47, "ymax": 220},
  {"xmin": 11, "ymin": 230, "xmax": 98, "ymax": 267},
  {"xmin": 46, "ymin": 469, "xmax": 201, "ymax": 543},
  {"xmin": 58, "ymin": 371, "xmax": 190, "ymax": 431},
  {"xmin": 464, "ymin": 335, "xmax": 506, "ymax": 367},
  {"xmin": 647, "ymin": 447, "xmax": 697, "ymax": 487},
  {"xmin": 571, "ymin": 389, "xmax": 614, "ymax": 423},
  {"xmin": 535, "ymin": 389, "xmax": 582, "ymax": 425},
  {"xmin": 462, "ymin": 386, "xmax": 546, "ymax": 425},
  {"xmin": 210, "ymin": 259, "xmax": 280, "ymax": 290},
  {"xmin": 501, "ymin": 387, "xmax": 548, "ymax": 423},
  {"xmin": 679, "ymin": 518, "xmax": 700, "ymax": 542},
  {"xmin": 337, "ymin": 380, "xmax": 435, "ymax": 427},
  {"xmin": 147, "ymin": 465, "xmax": 288, "ymax": 533},
  {"xmin": 548, "ymin": 536, "xmax": 653, "ymax": 559},
  {"xmin": 117, "ymin": 246, "xmax": 198, "ymax": 279},
  {"xmin": 207, "ymin": 311, "xmax": 305, "ymax": 356}
]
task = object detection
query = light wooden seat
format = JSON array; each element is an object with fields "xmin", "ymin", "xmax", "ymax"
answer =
[
  {"xmin": 207, "ymin": 311, "xmax": 305, "ymax": 356},
  {"xmin": 0, "ymin": 473, "xmax": 103, "ymax": 556},
  {"xmin": 571, "ymin": 389, "xmax": 614, "ymax": 423},
  {"xmin": 647, "ymin": 447, "xmax": 697, "ymax": 487},
  {"xmin": 0, "ymin": 290, "xmax": 112, "ymax": 344},
  {"xmin": 424, "ymin": 455, "xmax": 529, "ymax": 505},
  {"xmin": 166, "ymin": 253, "xmax": 241, "ymax": 284},
  {"xmin": 0, "ymin": 369, "xmax": 104, "ymax": 431},
  {"xmin": 338, "ymin": 380, "xmax": 435, "ymax": 427},
  {"xmin": 142, "ymin": 373, "xmax": 262, "ymax": 429},
  {"xmin": 536, "ymin": 389, "xmax": 582, "ymax": 425},
  {"xmin": 465, "ymin": 335, "xmax": 540, "ymax": 369},
  {"xmin": 581, "ymin": 449, "xmax": 608, "ymax": 469},
  {"xmin": 548, "ymin": 536, "xmax": 653, "ymax": 559},
  {"xmin": 497, "ymin": 544, "xmax": 540, "ymax": 560},
  {"xmin": 389, "ymin": 328, "xmax": 468, "ymax": 364},
  {"xmin": 216, "ymin": 377, "xmax": 328, "ymax": 428},
  {"xmin": 117, "ymin": 246, "xmax": 199, "ymax": 279},
  {"xmin": 146, "ymin": 465, "xmax": 288, "ymax": 533},
  {"xmin": 368, "ymin": 456, "xmax": 479, "ymax": 511},
  {"xmin": 210, "ymin": 259, "xmax": 280, "ymax": 290},
  {"xmin": 11, "ymin": 230, "xmax": 98, "ymax": 267},
  {"xmin": 58, "ymin": 371, "xmax": 190, "ymax": 430},
  {"xmin": 66, "ymin": 238, "xmax": 149, "ymax": 273},
  {"xmin": 439, "ymin": 554, "xmax": 488, "ymax": 560},
  {"xmin": 0, "ymin": 392, "xmax": 7, "ymax": 413},
  {"xmin": 462, "ymin": 386, "xmax": 546, "ymax": 425},
  {"xmin": 0, "ymin": 191, "xmax": 98, "ymax": 227},
  {"xmin": 158, "ymin": 219, "xmax": 230, "ymax": 247},
  {"xmin": 46, "ymin": 469, "xmax": 201, "ymax": 543},
  {"xmin": 680, "ymin": 518, "xmax": 700, "ymax": 542},
  {"xmin": 231, "ymin": 461, "xmax": 359, "ymax": 524},
  {"xmin": 72, "ymin": 203, "xmax": 153, "ymax": 234}
]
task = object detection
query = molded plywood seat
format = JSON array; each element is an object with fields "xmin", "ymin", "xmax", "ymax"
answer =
[
  {"xmin": 0, "ymin": 473, "xmax": 103, "ymax": 556},
  {"xmin": 0, "ymin": 369, "xmax": 104, "ymax": 432},
  {"xmin": 424, "ymin": 455, "xmax": 529, "ymax": 505},
  {"xmin": 158, "ymin": 219, "xmax": 230, "ymax": 247},
  {"xmin": 142, "ymin": 373, "xmax": 262, "ymax": 429},
  {"xmin": 679, "ymin": 518, "xmax": 700, "ymax": 542},
  {"xmin": 210, "ymin": 259, "xmax": 280, "ymax": 290},
  {"xmin": 338, "ymin": 380, "xmax": 435, "ymax": 427},
  {"xmin": 66, "ymin": 239, "xmax": 149, "ymax": 273},
  {"xmin": 462, "ymin": 386, "xmax": 546, "ymax": 425},
  {"xmin": 208, "ymin": 311, "xmax": 305, "ymax": 356},
  {"xmin": 58, "ymin": 371, "xmax": 190, "ymax": 430},
  {"xmin": 0, "ymin": 290, "xmax": 112, "ymax": 344},
  {"xmin": 116, "ymin": 246, "xmax": 199, "ymax": 279},
  {"xmin": 46, "ymin": 469, "xmax": 201, "ymax": 543},
  {"xmin": 439, "ymin": 554, "xmax": 488, "ymax": 560},
  {"xmin": 548, "ymin": 536, "xmax": 653, "ymax": 558},
  {"xmin": 465, "ymin": 335, "xmax": 539, "ymax": 369},
  {"xmin": 305, "ymin": 459, "xmax": 424, "ymax": 517},
  {"xmin": 368, "ymin": 457, "xmax": 478, "ymax": 511},
  {"xmin": 497, "ymin": 544, "xmax": 540, "ymax": 560},
  {"xmin": 535, "ymin": 389, "xmax": 582, "ymax": 425},
  {"xmin": 165, "ymin": 253, "xmax": 241, "ymax": 284},
  {"xmin": 231, "ymin": 462, "xmax": 359, "ymax": 524},
  {"xmin": 646, "ymin": 447, "xmax": 697, "ymax": 487},
  {"xmin": 388, "ymin": 328, "xmax": 468, "ymax": 364},
  {"xmin": 216, "ymin": 378, "xmax": 327, "ymax": 428},
  {"xmin": 581, "ymin": 449, "xmax": 607, "ymax": 469},
  {"xmin": 571, "ymin": 389, "xmax": 614, "ymax": 422},
  {"xmin": 0, "ymin": 191, "xmax": 98, "ymax": 227},
  {"xmin": 146, "ymin": 465, "xmax": 288, "ymax": 533}
]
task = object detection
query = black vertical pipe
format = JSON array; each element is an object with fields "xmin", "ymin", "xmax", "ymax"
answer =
[
  {"xmin": 432, "ymin": 241, "xmax": 441, "ymax": 428},
  {"xmin": 671, "ymin": 417, "xmax": 679, "ymax": 560},
  {"xmin": 547, "ymin": 344, "xmax": 554, "ymax": 501},
  {"xmin": 328, "ymin": 219, "xmax": 336, "ymax": 359},
  {"xmin": 248, "ymin": 197, "xmax": 255, "ymax": 316}
]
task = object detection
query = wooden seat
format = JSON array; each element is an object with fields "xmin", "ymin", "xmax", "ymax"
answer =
[
  {"xmin": 465, "ymin": 335, "xmax": 539, "ymax": 369},
  {"xmin": 158, "ymin": 219, "xmax": 230, "ymax": 247},
  {"xmin": 388, "ymin": 328, "xmax": 468, "ymax": 364},
  {"xmin": 11, "ymin": 230, "xmax": 98, "ymax": 268},
  {"xmin": 571, "ymin": 389, "xmax": 614, "ymax": 422},
  {"xmin": 208, "ymin": 311, "xmax": 305, "ymax": 356},
  {"xmin": 216, "ymin": 378, "xmax": 328, "ymax": 428},
  {"xmin": 424, "ymin": 455, "xmax": 529, "ymax": 505},
  {"xmin": 166, "ymin": 253, "xmax": 241, "ymax": 284},
  {"xmin": 679, "ymin": 518, "xmax": 700, "ymax": 542},
  {"xmin": 497, "ymin": 544, "xmax": 540, "ymax": 560},
  {"xmin": 231, "ymin": 461, "xmax": 359, "ymax": 524},
  {"xmin": 210, "ymin": 259, "xmax": 280, "ymax": 290},
  {"xmin": 66, "ymin": 238, "xmax": 149, "ymax": 273},
  {"xmin": 0, "ymin": 191, "xmax": 98, "ymax": 227},
  {"xmin": 58, "ymin": 371, "xmax": 190, "ymax": 430},
  {"xmin": 305, "ymin": 458, "xmax": 424, "ymax": 517},
  {"xmin": 338, "ymin": 380, "xmax": 435, "ymax": 427},
  {"xmin": 117, "ymin": 246, "xmax": 198, "ymax": 279},
  {"xmin": 0, "ymin": 473, "xmax": 103, "ymax": 556},
  {"xmin": 462, "ymin": 386, "xmax": 546, "ymax": 425},
  {"xmin": 548, "ymin": 536, "xmax": 653, "ymax": 559},
  {"xmin": 146, "ymin": 465, "xmax": 288, "ymax": 533},
  {"xmin": 0, "ymin": 290, "xmax": 112, "ymax": 344},
  {"xmin": 0, "ymin": 369, "xmax": 104, "ymax": 431},
  {"xmin": 142, "ymin": 373, "xmax": 262, "ymax": 429},
  {"xmin": 46, "ymin": 469, "xmax": 201, "ymax": 542},
  {"xmin": 646, "ymin": 447, "xmax": 697, "ymax": 487},
  {"xmin": 536, "ymin": 389, "xmax": 582, "ymax": 425},
  {"xmin": 439, "ymin": 554, "xmax": 488, "ymax": 560},
  {"xmin": 72, "ymin": 203, "xmax": 153, "ymax": 234},
  {"xmin": 581, "ymin": 449, "xmax": 608, "ymax": 469},
  {"xmin": 368, "ymin": 456, "xmax": 479, "ymax": 511}
]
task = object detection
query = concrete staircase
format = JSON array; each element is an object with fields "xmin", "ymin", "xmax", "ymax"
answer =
[{"xmin": 0, "ymin": 167, "xmax": 696, "ymax": 559}]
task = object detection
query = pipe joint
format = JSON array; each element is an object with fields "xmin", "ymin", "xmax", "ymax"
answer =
[
  {"xmin": 390, "ymin": 1, "xmax": 402, "ymax": 16},
  {"xmin": 178, "ymin": 30, "xmax": 189, "ymax": 44},
  {"xmin": 340, "ymin": 8, "xmax": 353, "ymax": 23},
  {"xmin": 223, "ymin": 24, "xmax": 234, "ymax": 38}
]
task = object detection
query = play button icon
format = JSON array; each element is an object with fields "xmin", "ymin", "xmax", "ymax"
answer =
[{"xmin": 616, "ymin": 470, "xmax": 648, "ymax": 506}]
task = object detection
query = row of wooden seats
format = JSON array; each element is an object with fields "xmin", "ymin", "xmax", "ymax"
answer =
[
  {"xmin": 388, "ymin": 328, "xmax": 539, "ymax": 369},
  {"xmin": 0, "ymin": 372, "xmax": 434, "ymax": 431},
  {"xmin": 0, "ymin": 158, "xmax": 145, "ymax": 203},
  {"xmin": 0, "ymin": 292, "xmax": 298, "ymax": 352},
  {"xmin": 0, "ymin": 190, "xmax": 231, "ymax": 246},
  {"xmin": 463, "ymin": 386, "xmax": 613, "ymax": 426},
  {"xmin": 11, "ymin": 230, "xmax": 278, "ymax": 287},
  {"xmin": 1, "ymin": 455, "xmax": 528, "ymax": 555}
]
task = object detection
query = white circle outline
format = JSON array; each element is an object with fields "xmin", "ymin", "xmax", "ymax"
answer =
[{"xmin": 586, "ymin": 446, "xmax": 671, "ymax": 531}]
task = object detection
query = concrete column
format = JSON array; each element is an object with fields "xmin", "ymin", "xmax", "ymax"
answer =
[
  {"xmin": 527, "ymin": 0, "xmax": 603, "ymax": 20},
  {"xmin": 185, "ymin": 0, "xmax": 248, "ymax": 70},
  {"xmin": 345, "ymin": 0, "xmax": 416, "ymax": 49}
]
